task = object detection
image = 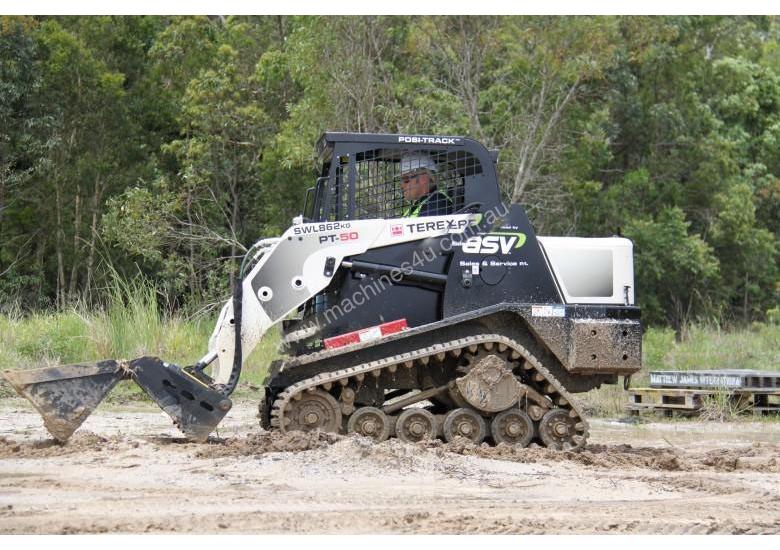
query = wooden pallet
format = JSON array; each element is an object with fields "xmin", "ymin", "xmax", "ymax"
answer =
[
  {"xmin": 649, "ymin": 370, "xmax": 780, "ymax": 391},
  {"xmin": 627, "ymin": 387, "xmax": 780, "ymax": 415}
]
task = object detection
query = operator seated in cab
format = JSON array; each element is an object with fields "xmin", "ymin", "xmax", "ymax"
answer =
[{"xmin": 400, "ymin": 153, "xmax": 453, "ymax": 217}]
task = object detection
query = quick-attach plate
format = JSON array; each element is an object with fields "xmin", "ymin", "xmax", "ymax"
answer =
[{"xmin": 128, "ymin": 357, "xmax": 232, "ymax": 442}]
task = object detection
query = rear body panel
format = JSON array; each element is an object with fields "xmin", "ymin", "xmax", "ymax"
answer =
[{"xmin": 538, "ymin": 236, "xmax": 635, "ymax": 305}]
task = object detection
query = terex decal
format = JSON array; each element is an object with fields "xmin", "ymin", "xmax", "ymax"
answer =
[
  {"xmin": 462, "ymin": 232, "xmax": 527, "ymax": 254},
  {"xmin": 405, "ymin": 219, "xmax": 470, "ymax": 234}
]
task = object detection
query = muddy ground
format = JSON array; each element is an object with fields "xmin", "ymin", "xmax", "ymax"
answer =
[{"xmin": 1, "ymin": 398, "xmax": 778, "ymax": 534}]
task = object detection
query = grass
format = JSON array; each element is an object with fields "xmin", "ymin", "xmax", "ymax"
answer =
[
  {"xmin": 581, "ymin": 323, "xmax": 780, "ymax": 418},
  {"xmin": 0, "ymin": 277, "xmax": 278, "ymax": 402}
]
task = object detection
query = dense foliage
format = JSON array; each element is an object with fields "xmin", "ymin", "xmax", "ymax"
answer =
[{"xmin": 1, "ymin": 16, "xmax": 778, "ymax": 332}]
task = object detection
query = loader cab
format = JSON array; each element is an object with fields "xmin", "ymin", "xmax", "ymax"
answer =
[
  {"xmin": 287, "ymin": 133, "xmax": 506, "ymax": 353},
  {"xmin": 304, "ymin": 132, "xmax": 502, "ymax": 222}
]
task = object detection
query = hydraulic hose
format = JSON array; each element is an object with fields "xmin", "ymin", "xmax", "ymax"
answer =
[
  {"xmin": 218, "ymin": 274, "xmax": 243, "ymax": 396},
  {"xmin": 219, "ymin": 237, "xmax": 280, "ymax": 396}
]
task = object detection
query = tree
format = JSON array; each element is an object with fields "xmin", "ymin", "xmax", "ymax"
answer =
[
  {"xmin": 0, "ymin": 17, "xmax": 50, "ymax": 309},
  {"xmin": 105, "ymin": 18, "xmax": 276, "ymax": 304},
  {"xmin": 625, "ymin": 207, "xmax": 721, "ymax": 338},
  {"xmin": 710, "ymin": 182, "xmax": 778, "ymax": 321},
  {"xmin": 34, "ymin": 19, "xmax": 135, "ymax": 306},
  {"xmin": 1, "ymin": 15, "xmax": 777, "ymax": 329}
]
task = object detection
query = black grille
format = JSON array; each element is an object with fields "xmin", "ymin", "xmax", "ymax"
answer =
[{"xmin": 326, "ymin": 148, "xmax": 480, "ymax": 220}]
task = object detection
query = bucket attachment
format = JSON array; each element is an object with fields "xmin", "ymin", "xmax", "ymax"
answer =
[
  {"xmin": 2, "ymin": 359, "xmax": 126, "ymax": 442},
  {"xmin": 2, "ymin": 357, "xmax": 232, "ymax": 443}
]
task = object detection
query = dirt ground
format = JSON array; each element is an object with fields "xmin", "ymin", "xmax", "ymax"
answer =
[{"xmin": 1, "ymin": 397, "xmax": 778, "ymax": 534}]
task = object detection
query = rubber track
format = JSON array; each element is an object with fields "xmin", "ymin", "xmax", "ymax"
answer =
[{"xmin": 270, "ymin": 333, "xmax": 590, "ymax": 449}]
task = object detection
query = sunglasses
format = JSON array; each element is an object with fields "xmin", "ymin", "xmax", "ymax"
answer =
[{"xmin": 401, "ymin": 170, "xmax": 429, "ymax": 184}]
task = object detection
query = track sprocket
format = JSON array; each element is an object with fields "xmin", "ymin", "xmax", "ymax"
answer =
[
  {"xmin": 538, "ymin": 408, "xmax": 586, "ymax": 450},
  {"xmin": 282, "ymin": 389, "xmax": 342, "ymax": 433}
]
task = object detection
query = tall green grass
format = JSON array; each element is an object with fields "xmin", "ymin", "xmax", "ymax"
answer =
[
  {"xmin": 0, "ymin": 276, "xmax": 277, "ymax": 401},
  {"xmin": 582, "ymin": 323, "xmax": 780, "ymax": 417}
]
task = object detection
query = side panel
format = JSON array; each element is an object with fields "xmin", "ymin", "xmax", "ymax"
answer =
[
  {"xmin": 311, "ymin": 239, "xmax": 450, "ymax": 339},
  {"xmin": 443, "ymin": 203, "xmax": 562, "ymax": 315}
]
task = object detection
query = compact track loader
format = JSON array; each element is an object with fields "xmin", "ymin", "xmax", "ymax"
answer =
[{"xmin": 3, "ymin": 133, "xmax": 642, "ymax": 449}]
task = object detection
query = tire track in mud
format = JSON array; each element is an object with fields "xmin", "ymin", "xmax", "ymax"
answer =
[
  {"xmin": 2, "ymin": 430, "xmax": 779, "ymax": 473},
  {"xmin": 2, "ymin": 404, "xmax": 779, "ymax": 534}
]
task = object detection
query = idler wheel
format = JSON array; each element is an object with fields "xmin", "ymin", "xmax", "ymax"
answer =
[
  {"xmin": 396, "ymin": 408, "xmax": 437, "ymax": 443},
  {"xmin": 284, "ymin": 389, "xmax": 342, "ymax": 433},
  {"xmin": 347, "ymin": 406, "xmax": 391, "ymax": 443},
  {"xmin": 491, "ymin": 408, "xmax": 534, "ymax": 447},
  {"xmin": 538, "ymin": 408, "xmax": 582, "ymax": 450},
  {"xmin": 442, "ymin": 407, "xmax": 486, "ymax": 443}
]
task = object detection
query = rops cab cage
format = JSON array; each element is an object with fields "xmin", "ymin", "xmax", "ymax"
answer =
[{"xmin": 302, "ymin": 133, "xmax": 502, "ymax": 223}]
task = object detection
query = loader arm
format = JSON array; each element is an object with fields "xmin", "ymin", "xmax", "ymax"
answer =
[{"xmin": 204, "ymin": 214, "xmax": 479, "ymax": 387}]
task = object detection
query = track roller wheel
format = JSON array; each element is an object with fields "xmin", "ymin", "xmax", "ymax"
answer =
[
  {"xmin": 347, "ymin": 406, "xmax": 391, "ymax": 443},
  {"xmin": 396, "ymin": 409, "xmax": 437, "ymax": 443},
  {"xmin": 490, "ymin": 409, "xmax": 534, "ymax": 447},
  {"xmin": 538, "ymin": 408, "xmax": 583, "ymax": 450},
  {"xmin": 442, "ymin": 408, "xmax": 486, "ymax": 443},
  {"xmin": 283, "ymin": 389, "xmax": 342, "ymax": 433}
]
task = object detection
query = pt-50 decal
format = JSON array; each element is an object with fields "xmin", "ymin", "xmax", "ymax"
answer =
[{"xmin": 319, "ymin": 231, "xmax": 359, "ymax": 244}]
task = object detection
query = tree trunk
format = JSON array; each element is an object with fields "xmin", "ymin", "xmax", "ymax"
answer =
[
  {"xmin": 276, "ymin": 15, "xmax": 285, "ymax": 45},
  {"xmin": 0, "ymin": 161, "xmax": 6, "ymax": 269},
  {"xmin": 68, "ymin": 184, "xmax": 82, "ymax": 298},
  {"xmin": 55, "ymin": 180, "xmax": 65, "ymax": 309},
  {"xmin": 229, "ymin": 174, "xmax": 240, "ymax": 293},
  {"xmin": 0, "ymin": 162, "xmax": 6, "ymax": 232},
  {"xmin": 84, "ymin": 177, "xmax": 104, "ymax": 300},
  {"xmin": 457, "ymin": 17, "xmax": 486, "ymax": 143},
  {"xmin": 35, "ymin": 231, "xmax": 46, "ymax": 303},
  {"xmin": 186, "ymin": 190, "xmax": 198, "ymax": 295}
]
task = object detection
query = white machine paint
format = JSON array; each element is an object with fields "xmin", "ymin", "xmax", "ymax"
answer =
[{"xmin": 537, "ymin": 236, "xmax": 635, "ymax": 306}]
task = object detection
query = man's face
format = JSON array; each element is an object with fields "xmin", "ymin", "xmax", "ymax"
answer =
[{"xmin": 401, "ymin": 170, "xmax": 432, "ymax": 201}]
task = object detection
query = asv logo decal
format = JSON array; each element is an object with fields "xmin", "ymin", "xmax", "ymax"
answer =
[{"xmin": 462, "ymin": 232, "xmax": 526, "ymax": 254}]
